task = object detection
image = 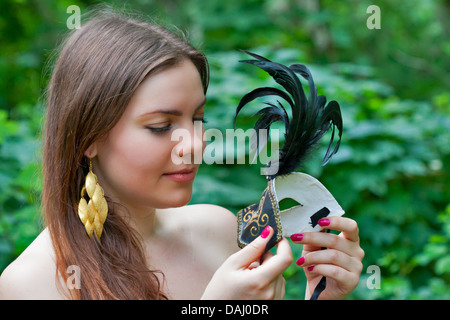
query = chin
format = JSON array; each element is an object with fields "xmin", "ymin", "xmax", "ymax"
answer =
[{"xmin": 155, "ymin": 189, "xmax": 193, "ymax": 209}]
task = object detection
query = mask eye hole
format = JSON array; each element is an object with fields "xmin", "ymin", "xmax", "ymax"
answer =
[{"xmin": 278, "ymin": 197, "xmax": 303, "ymax": 211}]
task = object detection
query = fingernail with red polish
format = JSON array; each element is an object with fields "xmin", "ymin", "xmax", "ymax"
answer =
[
  {"xmin": 290, "ymin": 234, "xmax": 303, "ymax": 242},
  {"xmin": 307, "ymin": 266, "xmax": 315, "ymax": 272},
  {"xmin": 318, "ymin": 218, "xmax": 330, "ymax": 227},
  {"xmin": 296, "ymin": 257, "xmax": 305, "ymax": 266},
  {"xmin": 261, "ymin": 226, "xmax": 270, "ymax": 239}
]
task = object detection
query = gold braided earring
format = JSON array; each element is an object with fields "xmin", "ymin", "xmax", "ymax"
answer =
[{"xmin": 77, "ymin": 159, "xmax": 108, "ymax": 240}]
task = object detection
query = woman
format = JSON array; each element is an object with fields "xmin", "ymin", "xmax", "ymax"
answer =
[{"xmin": 0, "ymin": 9, "xmax": 364, "ymax": 300}]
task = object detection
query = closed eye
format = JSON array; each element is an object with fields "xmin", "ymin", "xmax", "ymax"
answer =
[{"xmin": 145, "ymin": 124, "xmax": 172, "ymax": 133}]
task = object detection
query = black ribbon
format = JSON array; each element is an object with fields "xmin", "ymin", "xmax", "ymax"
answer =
[{"xmin": 309, "ymin": 228, "xmax": 330, "ymax": 300}]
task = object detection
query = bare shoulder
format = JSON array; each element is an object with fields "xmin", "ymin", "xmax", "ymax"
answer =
[
  {"xmin": 183, "ymin": 204, "xmax": 237, "ymax": 230},
  {"xmin": 158, "ymin": 204, "xmax": 240, "ymax": 256},
  {"xmin": 0, "ymin": 228, "xmax": 63, "ymax": 300}
]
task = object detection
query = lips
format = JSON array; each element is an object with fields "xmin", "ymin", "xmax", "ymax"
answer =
[
  {"xmin": 164, "ymin": 168, "xmax": 195, "ymax": 175},
  {"xmin": 163, "ymin": 167, "xmax": 196, "ymax": 182}
]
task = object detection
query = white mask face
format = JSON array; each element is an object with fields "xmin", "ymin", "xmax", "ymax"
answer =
[{"xmin": 273, "ymin": 172, "xmax": 345, "ymax": 236}]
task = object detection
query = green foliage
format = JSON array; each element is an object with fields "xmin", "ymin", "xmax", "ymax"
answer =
[
  {"xmin": 0, "ymin": 0, "xmax": 449, "ymax": 300},
  {"xmin": 0, "ymin": 107, "xmax": 42, "ymax": 270}
]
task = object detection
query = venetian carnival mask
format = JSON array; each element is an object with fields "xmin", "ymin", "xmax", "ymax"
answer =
[{"xmin": 234, "ymin": 51, "xmax": 344, "ymax": 253}]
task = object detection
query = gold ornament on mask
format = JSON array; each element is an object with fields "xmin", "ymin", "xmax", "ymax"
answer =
[{"xmin": 78, "ymin": 159, "xmax": 108, "ymax": 240}]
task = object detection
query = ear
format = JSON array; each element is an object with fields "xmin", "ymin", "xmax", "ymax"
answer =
[{"xmin": 84, "ymin": 143, "xmax": 98, "ymax": 159}]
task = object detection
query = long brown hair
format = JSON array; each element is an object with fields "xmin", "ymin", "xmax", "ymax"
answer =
[{"xmin": 42, "ymin": 7, "xmax": 209, "ymax": 299}]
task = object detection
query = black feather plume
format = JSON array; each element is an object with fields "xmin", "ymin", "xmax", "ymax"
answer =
[{"xmin": 234, "ymin": 50, "xmax": 343, "ymax": 179}]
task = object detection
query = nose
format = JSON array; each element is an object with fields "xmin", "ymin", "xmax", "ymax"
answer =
[{"xmin": 171, "ymin": 120, "xmax": 205, "ymax": 165}]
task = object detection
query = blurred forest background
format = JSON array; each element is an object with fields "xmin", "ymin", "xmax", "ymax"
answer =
[{"xmin": 0, "ymin": 0, "xmax": 449, "ymax": 299}]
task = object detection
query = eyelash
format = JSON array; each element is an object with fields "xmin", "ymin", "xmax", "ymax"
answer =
[
  {"xmin": 145, "ymin": 125, "xmax": 171, "ymax": 133},
  {"xmin": 195, "ymin": 117, "xmax": 208, "ymax": 124},
  {"xmin": 145, "ymin": 118, "xmax": 208, "ymax": 134}
]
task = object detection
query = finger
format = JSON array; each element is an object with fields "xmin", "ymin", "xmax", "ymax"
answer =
[
  {"xmin": 274, "ymin": 275, "xmax": 286, "ymax": 300},
  {"xmin": 257, "ymin": 238, "xmax": 293, "ymax": 281},
  {"xmin": 307, "ymin": 264, "xmax": 359, "ymax": 290},
  {"xmin": 248, "ymin": 261, "xmax": 261, "ymax": 270},
  {"xmin": 317, "ymin": 216, "xmax": 359, "ymax": 242},
  {"xmin": 259, "ymin": 251, "xmax": 275, "ymax": 267},
  {"xmin": 231, "ymin": 226, "xmax": 273, "ymax": 268},
  {"xmin": 261, "ymin": 273, "xmax": 286, "ymax": 300},
  {"xmin": 291, "ymin": 231, "xmax": 355, "ymax": 256},
  {"xmin": 298, "ymin": 249, "xmax": 362, "ymax": 273}
]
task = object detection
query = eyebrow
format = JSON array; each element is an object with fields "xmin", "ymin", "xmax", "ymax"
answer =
[{"xmin": 140, "ymin": 98, "xmax": 207, "ymax": 117}]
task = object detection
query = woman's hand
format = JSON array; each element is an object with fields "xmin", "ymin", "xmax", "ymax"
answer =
[
  {"xmin": 201, "ymin": 226, "xmax": 293, "ymax": 300},
  {"xmin": 290, "ymin": 216, "xmax": 364, "ymax": 300}
]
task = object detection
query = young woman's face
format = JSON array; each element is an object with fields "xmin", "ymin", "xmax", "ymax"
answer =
[{"xmin": 93, "ymin": 59, "xmax": 206, "ymax": 209}]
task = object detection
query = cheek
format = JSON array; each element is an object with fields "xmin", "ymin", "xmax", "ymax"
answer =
[{"xmin": 97, "ymin": 128, "xmax": 173, "ymax": 198}]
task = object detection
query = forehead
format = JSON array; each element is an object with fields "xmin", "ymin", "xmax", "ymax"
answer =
[{"xmin": 126, "ymin": 59, "xmax": 205, "ymax": 115}]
